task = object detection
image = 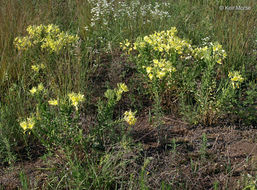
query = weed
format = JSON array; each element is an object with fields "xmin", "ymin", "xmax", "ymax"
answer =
[{"xmin": 200, "ymin": 133, "xmax": 207, "ymax": 160}]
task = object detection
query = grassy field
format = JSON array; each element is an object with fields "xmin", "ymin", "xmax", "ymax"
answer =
[{"xmin": 0, "ymin": 0, "xmax": 256, "ymax": 189}]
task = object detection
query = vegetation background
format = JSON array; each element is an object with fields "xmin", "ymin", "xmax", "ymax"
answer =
[{"xmin": 0, "ymin": 0, "xmax": 256, "ymax": 189}]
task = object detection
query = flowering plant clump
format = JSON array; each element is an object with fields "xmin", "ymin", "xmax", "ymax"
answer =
[
  {"xmin": 97, "ymin": 83, "xmax": 129, "ymax": 127},
  {"xmin": 121, "ymin": 27, "xmax": 193, "ymax": 125},
  {"xmin": 68, "ymin": 92, "xmax": 85, "ymax": 110},
  {"xmin": 14, "ymin": 24, "xmax": 82, "ymax": 99},
  {"xmin": 228, "ymin": 71, "xmax": 244, "ymax": 89},
  {"xmin": 121, "ymin": 27, "xmax": 193, "ymax": 84},
  {"xmin": 121, "ymin": 27, "xmax": 227, "ymax": 76},
  {"xmin": 14, "ymin": 24, "xmax": 79, "ymax": 54},
  {"xmin": 121, "ymin": 27, "xmax": 233, "ymax": 125},
  {"xmin": 20, "ymin": 117, "xmax": 35, "ymax": 134},
  {"xmin": 123, "ymin": 110, "xmax": 137, "ymax": 126}
]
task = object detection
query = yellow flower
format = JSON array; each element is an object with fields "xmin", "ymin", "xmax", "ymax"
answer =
[
  {"xmin": 117, "ymin": 83, "xmax": 129, "ymax": 93},
  {"xmin": 231, "ymin": 75, "xmax": 244, "ymax": 82},
  {"xmin": 20, "ymin": 117, "xmax": 35, "ymax": 133},
  {"xmin": 213, "ymin": 43, "xmax": 222, "ymax": 52},
  {"xmin": 228, "ymin": 71, "xmax": 244, "ymax": 89},
  {"xmin": 228, "ymin": 71, "xmax": 244, "ymax": 82},
  {"xmin": 27, "ymin": 117, "xmax": 35, "ymax": 130},
  {"xmin": 124, "ymin": 110, "xmax": 137, "ymax": 126},
  {"xmin": 29, "ymin": 83, "xmax": 44, "ymax": 95},
  {"xmin": 125, "ymin": 40, "xmax": 130, "ymax": 47},
  {"xmin": 31, "ymin": 65, "xmax": 40, "ymax": 72},
  {"xmin": 15, "ymin": 24, "xmax": 79, "ymax": 53},
  {"xmin": 116, "ymin": 83, "xmax": 129, "ymax": 101},
  {"xmin": 157, "ymin": 71, "xmax": 166, "ymax": 79},
  {"xmin": 48, "ymin": 99, "xmax": 58, "ymax": 106},
  {"xmin": 217, "ymin": 59, "xmax": 222, "ymax": 64},
  {"xmin": 30, "ymin": 87, "xmax": 37, "ymax": 95},
  {"xmin": 37, "ymin": 83, "xmax": 44, "ymax": 91},
  {"xmin": 153, "ymin": 59, "xmax": 158, "ymax": 65},
  {"xmin": 20, "ymin": 121, "xmax": 27, "ymax": 131},
  {"xmin": 144, "ymin": 59, "xmax": 175, "ymax": 81},
  {"xmin": 146, "ymin": 67, "xmax": 152, "ymax": 74},
  {"xmin": 32, "ymin": 64, "xmax": 46, "ymax": 72},
  {"xmin": 14, "ymin": 36, "xmax": 32, "ymax": 51},
  {"xmin": 68, "ymin": 92, "xmax": 84, "ymax": 110},
  {"xmin": 148, "ymin": 73, "xmax": 153, "ymax": 80}
]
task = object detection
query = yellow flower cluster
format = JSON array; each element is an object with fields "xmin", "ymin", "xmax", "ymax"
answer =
[
  {"xmin": 134, "ymin": 27, "xmax": 192, "ymax": 55},
  {"xmin": 144, "ymin": 59, "xmax": 176, "ymax": 80},
  {"xmin": 31, "ymin": 64, "xmax": 45, "ymax": 72},
  {"xmin": 120, "ymin": 39, "xmax": 133, "ymax": 54},
  {"xmin": 68, "ymin": 92, "xmax": 85, "ymax": 110},
  {"xmin": 30, "ymin": 83, "xmax": 44, "ymax": 95},
  {"xmin": 14, "ymin": 36, "xmax": 32, "ymax": 51},
  {"xmin": 116, "ymin": 83, "xmax": 129, "ymax": 101},
  {"xmin": 124, "ymin": 110, "xmax": 137, "ymax": 126},
  {"xmin": 228, "ymin": 71, "xmax": 244, "ymax": 89},
  {"xmin": 48, "ymin": 99, "xmax": 58, "ymax": 106},
  {"xmin": 14, "ymin": 24, "xmax": 79, "ymax": 53},
  {"xmin": 41, "ymin": 31, "xmax": 79, "ymax": 53},
  {"xmin": 26, "ymin": 24, "xmax": 48, "ymax": 44},
  {"xmin": 120, "ymin": 39, "xmax": 130, "ymax": 50},
  {"xmin": 20, "ymin": 117, "xmax": 35, "ymax": 133},
  {"xmin": 193, "ymin": 42, "xmax": 227, "ymax": 64}
]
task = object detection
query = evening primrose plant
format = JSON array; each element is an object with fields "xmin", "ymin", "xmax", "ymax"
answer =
[
  {"xmin": 23, "ymin": 91, "xmax": 85, "ymax": 150},
  {"xmin": 95, "ymin": 83, "xmax": 135, "ymax": 147},
  {"xmin": 121, "ymin": 27, "xmax": 192, "ymax": 125},
  {"xmin": 19, "ymin": 60, "xmax": 85, "ymax": 150},
  {"xmin": 98, "ymin": 83, "xmax": 129, "ymax": 126},
  {"xmin": 121, "ymin": 27, "xmax": 238, "ymax": 125},
  {"xmin": 14, "ymin": 24, "xmax": 81, "ymax": 96}
]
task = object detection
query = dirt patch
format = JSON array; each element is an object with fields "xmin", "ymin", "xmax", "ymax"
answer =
[
  {"xmin": 227, "ymin": 140, "xmax": 257, "ymax": 158},
  {"xmin": 0, "ymin": 151, "xmax": 65, "ymax": 189},
  {"xmin": 129, "ymin": 115, "xmax": 257, "ymax": 189}
]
